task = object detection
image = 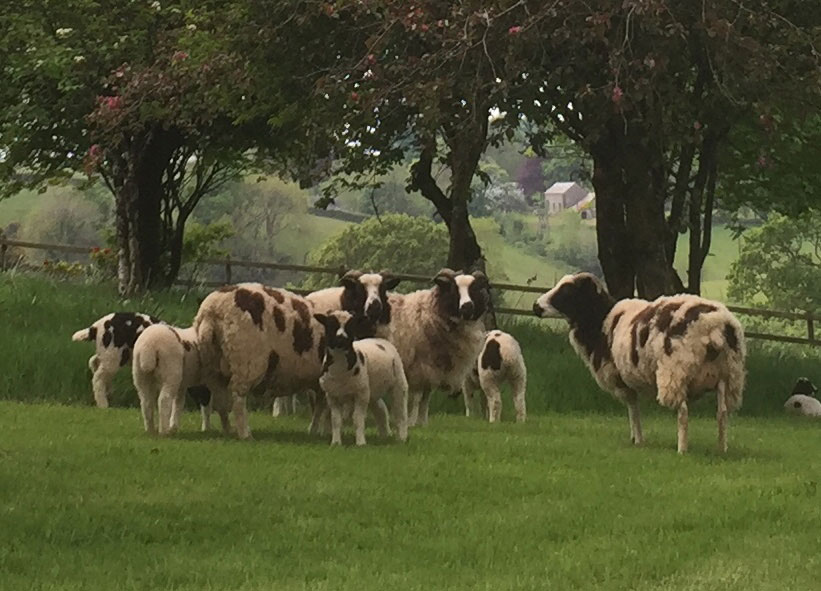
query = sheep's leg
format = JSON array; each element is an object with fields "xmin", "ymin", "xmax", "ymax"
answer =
[
  {"xmin": 329, "ymin": 400, "xmax": 343, "ymax": 446},
  {"xmin": 91, "ymin": 367, "xmax": 115, "ymax": 409},
  {"xmin": 139, "ymin": 391, "xmax": 156, "ymax": 435},
  {"xmin": 272, "ymin": 395, "xmax": 290, "ymax": 417},
  {"xmin": 308, "ymin": 391, "xmax": 327, "ymax": 435},
  {"xmin": 157, "ymin": 387, "xmax": 177, "ymax": 436},
  {"xmin": 418, "ymin": 390, "xmax": 431, "ymax": 426},
  {"xmin": 200, "ymin": 400, "xmax": 212, "ymax": 432},
  {"xmin": 230, "ymin": 389, "xmax": 252, "ymax": 440},
  {"xmin": 353, "ymin": 397, "xmax": 368, "ymax": 447},
  {"xmin": 461, "ymin": 379, "xmax": 474, "ymax": 418},
  {"xmin": 370, "ymin": 399, "xmax": 391, "ymax": 438},
  {"xmin": 512, "ymin": 374, "xmax": 527, "ymax": 423},
  {"xmin": 677, "ymin": 401, "xmax": 689, "ymax": 454},
  {"xmin": 408, "ymin": 391, "xmax": 421, "ymax": 426},
  {"xmin": 717, "ymin": 381, "xmax": 728, "ymax": 454},
  {"xmin": 484, "ymin": 383, "xmax": 502, "ymax": 424},
  {"xmin": 624, "ymin": 391, "xmax": 643, "ymax": 445},
  {"xmin": 168, "ymin": 389, "xmax": 186, "ymax": 435},
  {"xmin": 392, "ymin": 383, "xmax": 409, "ymax": 443}
]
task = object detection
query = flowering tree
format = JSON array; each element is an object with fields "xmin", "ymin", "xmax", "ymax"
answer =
[{"xmin": 0, "ymin": 1, "xmax": 270, "ymax": 293}]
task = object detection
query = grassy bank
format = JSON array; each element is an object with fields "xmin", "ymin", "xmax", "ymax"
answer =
[
  {"xmin": 1, "ymin": 403, "xmax": 819, "ymax": 591},
  {"xmin": 0, "ymin": 273, "xmax": 817, "ymax": 417}
]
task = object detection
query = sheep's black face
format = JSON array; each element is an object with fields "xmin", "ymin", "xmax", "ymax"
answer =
[
  {"xmin": 434, "ymin": 270, "xmax": 490, "ymax": 321},
  {"xmin": 340, "ymin": 271, "xmax": 400, "ymax": 325},
  {"xmin": 534, "ymin": 273, "xmax": 613, "ymax": 324},
  {"xmin": 314, "ymin": 311, "xmax": 359, "ymax": 351},
  {"xmin": 791, "ymin": 377, "xmax": 818, "ymax": 396}
]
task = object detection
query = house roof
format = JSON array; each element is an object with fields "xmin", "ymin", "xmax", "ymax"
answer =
[
  {"xmin": 545, "ymin": 181, "xmax": 584, "ymax": 194},
  {"xmin": 573, "ymin": 193, "xmax": 596, "ymax": 211}
]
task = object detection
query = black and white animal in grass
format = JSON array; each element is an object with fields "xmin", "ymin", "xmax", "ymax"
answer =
[
  {"xmin": 314, "ymin": 310, "xmax": 409, "ymax": 446},
  {"xmin": 458, "ymin": 330, "xmax": 527, "ymax": 423},
  {"xmin": 784, "ymin": 377, "xmax": 821, "ymax": 417},
  {"xmin": 132, "ymin": 324, "xmax": 231, "ymax": 435},
  {"xmin": 374, "ymin": 269, "xmax": 490, "ymax": 427},
  {"xmin": 533, "ymin": 272, "xmax": 746, "ymax": 454},
  {"xmin": 272, "ymin": 271, "xmax": 401, "ymax": 418},
  {"xmin": 71, "ymin": 312, "xmax": 161, "ymax": 408}
]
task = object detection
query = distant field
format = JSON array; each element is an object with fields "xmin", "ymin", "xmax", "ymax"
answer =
[{"xmin": 1, "ymin": 402, "xmax": 819, "ymax": 591}]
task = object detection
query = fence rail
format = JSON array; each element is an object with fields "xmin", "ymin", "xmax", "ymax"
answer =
[{"xmin": 2, "ymin": 236, "xmax": 819, "ymax": 346}]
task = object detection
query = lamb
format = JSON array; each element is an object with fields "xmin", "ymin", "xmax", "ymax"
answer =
[
  {"xmin": 71, "ymin": 312, "xmax": 161, "ymax": 408},
  {"xmin": 314, "ymin": 310, "xmax": 409, "ymax": 446},
  {"xmin": 784, "ymin": 377, "xmax": 821, "ymax": 417},
  {"xmin": 460, "ymin": 330, "xmax": 527, "ymax": 423},
  {"xmin": 375, "ymin": 269, "xmax": 489, "ymax": 427},
  {"xmin": 533, "ymin": 272, "xmax": 746, "ymax": 454},
  {"xmin": 271, "ymin": 271, "xmax": 401, "ymax": 417},
  {"xmin": 132, "ymin": 324, "xmax": 231, "ymax": 435},
  {"xmin": 194, "ymin": 283, "xmax": 331, "ymax": 439}
]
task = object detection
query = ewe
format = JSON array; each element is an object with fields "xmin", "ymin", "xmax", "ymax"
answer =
[{"xmin": 534, "ymin": 272, "xmax": 746, "ymax": 454}]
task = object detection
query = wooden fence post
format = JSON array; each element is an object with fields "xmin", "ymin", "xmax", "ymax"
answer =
[
  {"xmin": 807, "ymin": 312, "xmax": 815, "ymax": 343},
  {"xmin": 224, "ymin": 255, "xmax": 232, "ymax": 285}
]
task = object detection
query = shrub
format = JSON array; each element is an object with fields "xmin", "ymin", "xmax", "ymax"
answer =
[{"xmin": 302, "ymin": 214, "xmax": 449, "ymax": 291}]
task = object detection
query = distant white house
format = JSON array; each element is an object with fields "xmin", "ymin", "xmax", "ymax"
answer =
[{"xmin": 544, "ymin": 182, "xmax": 589, "ymax": 215}]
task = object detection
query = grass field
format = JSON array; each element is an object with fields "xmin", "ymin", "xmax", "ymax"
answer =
[{"xmin": 1, "ymin": 403, "xmax": 820, "ymax": 591}]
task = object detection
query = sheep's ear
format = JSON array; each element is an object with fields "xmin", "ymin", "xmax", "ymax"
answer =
[
  {"xmin": 380, "ymin": 271, "xmax": 401, "ymax": 291},
  {"xmin": 339, "ymin": 270, "xmax": 362, "ymax": 287},
  {"xmin": 313, "ymin": 313, "xmax": 328, "ymax": 327},
  {"xmin": 471, "ymin": 271, "xmax": 489, "ymax": 289},
  {"xmin": 433, "ymin": 268, "xmax": 456, "ymax": 289}
]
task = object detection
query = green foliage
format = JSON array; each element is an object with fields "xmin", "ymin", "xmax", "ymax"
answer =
[
  {"xmin": 728, "ymin": 211, "xmax": 821, "ymax": 312},
  {"xmin": 21, "ymin": 191, "xmax": 103, "ymax": 258},
  {"xmin": 182, "ymin": 221, "xmax": 233, "ymax": 263},
  {"xmin": 546, "ymin": 211, "xmax": 601, "ymax": 275},
  {"xmin": 302, "ymin": 214, "xmax": 449, "ymax": 291}
]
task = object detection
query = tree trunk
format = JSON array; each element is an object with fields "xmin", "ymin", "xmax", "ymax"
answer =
[{"xmin": 590, "ymin": 151, "xmax": 635, "ymax": 299}]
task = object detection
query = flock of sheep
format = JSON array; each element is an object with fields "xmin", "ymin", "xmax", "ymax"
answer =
[{"xmin": 68, "ymin": 268, "xmax": 814, "ymax": 454}]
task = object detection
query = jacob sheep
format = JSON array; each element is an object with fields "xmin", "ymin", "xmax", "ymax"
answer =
[
  {"xmin": 459, "ymin": 330, "xmax": 527, "ymax": 423},
  {"xmin": 534, "ymin": 272, "xmax": 746, "ymax": 454},
  {"xmin": 71, "ymin": 312, "xmax": 161, "ymax": 408},
  {"xmin": 375, "ymin": 269, "xmax": 489, "ymax": 426},
  {"xmin": 314, "ymin": 310, "xmax": 409, "ymax": 446},
  {"xmin": 272, "ymin": 271, "xmax": 401, "ymax": 417},
  {"xmin": 132, "ymin": 324, "xmax": 231, "ymax": 435},
  {"xmin": 785, "ymin": 377, "xmax": 821, "ymax": 417},
  {"xmin": 194, "ymin": 283, "xmax": 334, "ymax": 439}
]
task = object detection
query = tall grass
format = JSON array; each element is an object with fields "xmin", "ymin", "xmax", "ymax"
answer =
[{"xmin": 0, "ymin": 273, "xmax": 816, "ymax": 417}]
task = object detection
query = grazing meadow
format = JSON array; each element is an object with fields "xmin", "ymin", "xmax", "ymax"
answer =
[{"xmin": 1, "ymin": 273, "xmax": 820, "ymax": 590}]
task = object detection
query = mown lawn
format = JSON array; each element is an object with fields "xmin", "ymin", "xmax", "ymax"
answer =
[{"xmin": 1, "ymin": 403, "xmax": 820, "ymax": 591}]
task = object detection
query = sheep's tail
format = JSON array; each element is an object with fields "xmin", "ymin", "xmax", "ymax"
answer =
[
  {"xmin": 135, "ymin": 348, "xmax": 158, "ymax": 373},
  {"xmin": 72, "ymin": 328, "xmax": 92, "ymax": 342},
  {"xmin": 194, "ymin": 307, "xmax": 223, "ymax": 382}
]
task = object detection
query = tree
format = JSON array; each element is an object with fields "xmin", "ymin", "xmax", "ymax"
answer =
[
  {"xmin": 728, "ymin": 211, "xmax": 821, "ymax": 312},
  {"xmin": 302, "ymin": 214, "xmax": 449, "ymax": 292},
  {"xmin": 519, "ymin": 1, "xmax": 821, "ymax": 298},
  {"xmin": 0, "ymin": 1, "xmax": 280, "ymax": 293}
]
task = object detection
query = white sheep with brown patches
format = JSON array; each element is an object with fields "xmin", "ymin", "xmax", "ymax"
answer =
[
  {"xmin": 461, "ymin": 330, "xmax": 527, "ymax": 423},
  {"xmin": 314, "ymin": 310, "xmax": 409, "ymax": 446},
  {"xmin": 534, "ymin": 272, "xmax": 746, "ymax": 454},
  {"xmin": 71, "ymin": 312, "xmax": 161, "ymax": 407},
  {"xmin": 375, "ymin": 269, "xmax": 489, "ymax": 427},
  {"xmin": 132, "ymin": 324, "xmax": 231, "ymax": 435},
  {"xmin": 194, "ymin": 283, "xmax": 330, "ymax": 439},
  {"xmin": 271, "ymin": 271, "xmax": 400, "ymax": 418}
]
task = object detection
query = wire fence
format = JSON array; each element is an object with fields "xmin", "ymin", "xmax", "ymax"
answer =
[{"xmin": 2, "ymin": 236, "xmax": 818, "ymax": 347}]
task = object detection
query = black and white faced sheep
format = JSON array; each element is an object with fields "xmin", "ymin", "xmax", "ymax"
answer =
[
  {"xmin": 71, "ymin": 312, "xmax": 161, "ymax": 408},
  {"xmin": 271, "ymin": 271, "xmax": 401, "ymax": 418},
  {"xmin": 194, "ymin": 283, "xmax": 330, "ymax": 439},
  {"xmin": 375, "ymin": 268, "xmax": 490, "ymax": 427},
  {"xmin": 785, "ymin": 377, "xmax": 821, "ymax": 417},
  {"xmin": 534, "ymin": 272, "xmax": 746, "ymax": 454},
  {"xmin": 460, "ymin": 330, "xmax": 527, "ymax": 423},
  {"xmin": 314, "ymin": 310, "xmax": 409, "ymax": 446},
  {"xmin": 132, "ymin": 324, "xmax": 231, "ymax": 435}
]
